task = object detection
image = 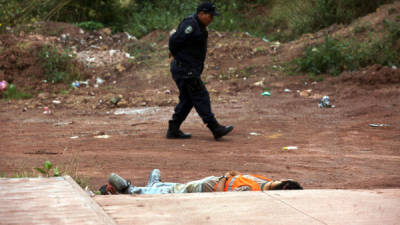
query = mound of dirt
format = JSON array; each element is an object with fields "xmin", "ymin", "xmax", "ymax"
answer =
[
  {"xmin": 0, "ymin": 33, "xmax": 92, "ymax": 94},
  {"xmin": 340, "ymin": 65, "xmax": 400, "ymax": 87}
]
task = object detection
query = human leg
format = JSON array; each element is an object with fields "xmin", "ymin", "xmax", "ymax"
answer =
[
  {"xmin": 146, "ymin": 169, "xmax": 161, "ymax": 187},
  {"xmin": 186, "ymin": 76, "xmax": 233, "ymax": 139},
  {"xmin": 166, "ymin": 74, "xmax": 192, "ymax": 139},
  {"xmin": 108, "ymin": 172, "xmax": 177, "ymax": 194}
]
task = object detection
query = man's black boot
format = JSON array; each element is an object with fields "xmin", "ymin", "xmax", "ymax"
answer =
[
  {"xmin": 166, "ymin": 120, "xmax": 192, "ymax": 139},
  {"xmin": 207, "ymin": 120, "xmax": 234, "ymax": 140}
]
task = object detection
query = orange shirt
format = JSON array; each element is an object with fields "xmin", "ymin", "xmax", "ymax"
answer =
[{"xmin": 214, "ymin": 174, "xmax": 271, "ymax": 192}]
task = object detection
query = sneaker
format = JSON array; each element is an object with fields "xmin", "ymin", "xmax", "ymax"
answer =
[{"xmin": 108, "ymin": 173, "xmax": 131, "ymax": 193}]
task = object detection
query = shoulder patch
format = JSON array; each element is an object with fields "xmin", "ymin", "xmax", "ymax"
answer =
[{"xmin": 184, "ymin": 26, "xmax": 193, "ymax": 34}]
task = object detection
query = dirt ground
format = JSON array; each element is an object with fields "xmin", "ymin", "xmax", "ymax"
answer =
[{"xmin": 1, "ymin": 3, "xmax": 400, "ymax": 191}]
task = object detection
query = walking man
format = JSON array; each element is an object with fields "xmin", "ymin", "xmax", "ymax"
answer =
[{"xmin": 167, "ymin": 2, "xmax": 233, "ymax": 140}]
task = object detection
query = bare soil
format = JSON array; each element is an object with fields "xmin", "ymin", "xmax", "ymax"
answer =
[{"xmin": 1, "ymin": 3, "xmax": 399, "ymax": 191}]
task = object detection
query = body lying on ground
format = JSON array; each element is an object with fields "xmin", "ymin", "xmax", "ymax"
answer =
[{"xmin": 100, "ymin": 169, "xmax": 303, "ymax": 195}]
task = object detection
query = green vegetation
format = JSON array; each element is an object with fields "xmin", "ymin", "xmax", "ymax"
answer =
[
  {"xmin": 37, "ymin": 45, "xmax": 79, "ymax": 83},
  {"xmin": 1, "ymin": 0, "xmax": 394, "ymax": 40},
  {"xmin": 77, "ymin": 21, "xmax": 104, "ymax": 31},
  {"xmin": 0, "ymin": 160, "xmax": 88, "ymax": 190},
  {"xmin": 295, "ymin": 19, "xmax": 400, "ymax": 76},
  {"xmin": 1, "ymin": 84, "xmax": 32, "ymax": 100},
  {"xmin": 35, "ymin": 160, "xmax": 60, "ymax": 177}
]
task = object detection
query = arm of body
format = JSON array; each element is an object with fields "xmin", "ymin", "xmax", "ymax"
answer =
[{"xmin": 169, "ymin": 19, "xmax": 196, "ymax": 57}]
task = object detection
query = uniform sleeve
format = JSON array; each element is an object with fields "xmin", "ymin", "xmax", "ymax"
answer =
[{"xmin": 169, "ymin": 19, "xmax": 196, "ymax": 57}]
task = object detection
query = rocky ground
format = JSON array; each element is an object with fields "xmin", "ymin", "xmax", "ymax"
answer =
[{"xmin": 0, "ymin": 3, "xmax": 399, "ymax": 191}]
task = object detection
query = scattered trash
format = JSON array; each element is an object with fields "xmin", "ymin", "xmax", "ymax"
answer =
[
  {"xmin": 283, "ymin": 146, "xmax": 298, "ymax": 150},
  {"xmin": 109, "ymin": 49, "xmax": 117, "ymax": 57},
  {"xmin": 261, "ymin": 91, "xmax": 271, "ymax": 96},
  {"xmin": 114, "ymin": 107, "xmax": 160, "ymax": 115},
  {"xmin": 253, "ymin": 80, "xmax": 264, "ymax": 87},
  {"xmin": 284, "ymin": 88, "xmax": 291, "ymax": 93},
  {"xmin": 262, "ymin": 37, "xmax": 269, "ymax": 43},
  {"xmin": 392, "ymin": 65, "xmax": 397, "ymax": 70},
  {"xmin": 110, "ymin": 95, "xmax": 122, "ymax": 105},
  {"xmin": 72, "ymin": 80, "xmax": 89, "ymax": 88},
  {"xmin": 125, "ymin": 52, "xmax": 135, "ymax": 59},
  {"xmin": 318, "ymin": 96, "xmax": 335, "ymax": 108},
  {"xmin": 85, "ymin": 186, "xmax": 95, "ymax": 197},
  {"xmin": 369, "ymin": 123, "xmax": 389, "ymax": 127},
  {"xmin": 43, "ymin": 106, "xmax": 51, "ymax": 114},
  {"xmin": 96, "ymin": 77, "xmax": 104, "ymax": 85},
  {"xmin": 124, "ymin": 32, "xmax": 137, "ymax": 41},
  {"xmin": 164, "ymin": 89, "xmax": 171, "ymax": 94},
  {"xmin": 299, "ymin": 89, "xmax": 312, "ymax": 97},
  {"xmin": 70, "ymin": 136, "xmax": 79, "ymax": 139},
  {"xmin": 249, "ymin": 132, "xmax": 261, "ymax": 136},
  {"xmin": 52, "ymin": 100, "xmax": 61, "ymax": 105},
  {"xmin": 0, "ymin": 80, "xmax": 8, "ymax": 91},
  {"xmin": 245, "ymin": 32, "xmax": 252, "ymax": 37},
  {"xmin": 54, "ymin": 121, "xmax": 73, "ymax": 127},
  {"xmin": 94, "ymin": 135, "xmax": 111, "ymax": 139}
]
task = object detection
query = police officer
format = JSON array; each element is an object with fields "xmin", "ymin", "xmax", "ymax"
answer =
[{"xmin": 166, "ymin": 2, "xmax": 233, "ymax": 140}]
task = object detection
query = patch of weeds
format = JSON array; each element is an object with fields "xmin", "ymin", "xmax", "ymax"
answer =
[
  {"xmin": 77, "ymin": 21, "xmax": 104, "ymax": 31},
  {"xmin": 354, "ymin": 23, "xmax": 370, "ymax": 34},
  {"xmin": 262, "ymin": 87, "xmax": 271, "ymax": 92},
  {"xmin": 239, "ymin": 65, "xmax": 255, "ymax": 78},
  {"xmin": 73, "ymin": 176, "xmax": 89, "ymax": 189},
  {"xmin": 308, "ymin": 73, "xmax": 324, "ymax": 82},
  {"xmin": 16, "ymin": 42, "xmax": 32, "ymax": 52},
  {"xmin": 157, "ymin": 33, "xmax": 166, "ymax": 43},
  {"xmin": 38, "ymin": 45, "xmax": 78, "ymax": 83},
  {"xmin": 255, "ymin": 46, "xmax": 264, "ymax": 52},
  {"xmin": 219, "ymin": 73, "xmax": 231, "ymax": 80},
  {"xmin": 388, "ymin": 7, "xmax": 397, "ymax": 15},
  {"xmin": 48, "ymin": 25, "xmax": 65, "ymax": 36},
  {"xmin": 294, "ymin": 33, "xmax": 400, "ymax": 76},
  {"xmin": 383, "ymin": 19, "xmax": 400, "ymax": 43},
  {"xmin": 1, "ymin": 84, "xmax": 32, "ymax": 100},
  {"xmin": 124, "ymin": 41, "xmax": 155, "ymax": 61},
  {"xmin": 58, "ymin": 89, "xmax": 70, "ymax": 95},
  {"xmin": 35, "ymin": 160, "xmax": 60, "ymax": 177}
]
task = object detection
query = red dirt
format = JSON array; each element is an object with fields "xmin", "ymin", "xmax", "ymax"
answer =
[
  {"xmin": 1, "ymin": 3, "xmax": 400, "ymax": 191},
  {"xmin": 1, "ymin": 64, "xmax": 399, "ymax": 190}
]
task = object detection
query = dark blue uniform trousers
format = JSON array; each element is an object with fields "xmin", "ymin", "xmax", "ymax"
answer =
[{"xmin": 170, "ymin": 60, "xmax": 215, "ymax": 125}]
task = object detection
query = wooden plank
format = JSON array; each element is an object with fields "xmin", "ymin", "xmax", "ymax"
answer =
[{"xmin": 0, "ymin": 176, "xmax": 116, "ymax": 225}]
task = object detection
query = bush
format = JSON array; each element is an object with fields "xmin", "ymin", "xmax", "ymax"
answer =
[
  {"xmin": 77, "ymin": 21, "xmax": 104, "ymax": 31},
  {"xmin": 295, "ymin": 21, "xmax": 400, "ymax": 76},
  {"xmin": 37, "ymin": 45, "xmax": 78, "ymax": 83},
  {"xmin": 1, "ymin": 84, "xmax": 32, "ymax": 100},
  {"xmin": 269, "ymin": 0, "xmax": 395, "ymax": 41}
]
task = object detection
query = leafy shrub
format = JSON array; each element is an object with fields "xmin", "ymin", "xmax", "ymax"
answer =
[
  {"xmin": 269, "ymin": 0, "xmax": 395, "ymax": 41},
  {"xmin": 1, "ymin": 84, "xmax": 32, "ymax": 100},
  {"xmin": 295, "ymin": 24, "xmax": 400, "ymax": 76},
  {"xmin": 38, "ymin": 45, "xmax": 78, "ymax": 83},
  {"xmin": 77, "ymin": 21, "xmax": 104, "ymax": 30}
]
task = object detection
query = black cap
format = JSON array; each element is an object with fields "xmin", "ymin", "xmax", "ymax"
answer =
[{"xmin": 197, "ymin": 2, "xmax": 220, "ymax": 16}]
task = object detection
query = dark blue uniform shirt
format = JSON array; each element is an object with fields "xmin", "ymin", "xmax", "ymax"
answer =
[{"xmin": 169, "ymin": 14, "xmax": 208, "ymax": 74}]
